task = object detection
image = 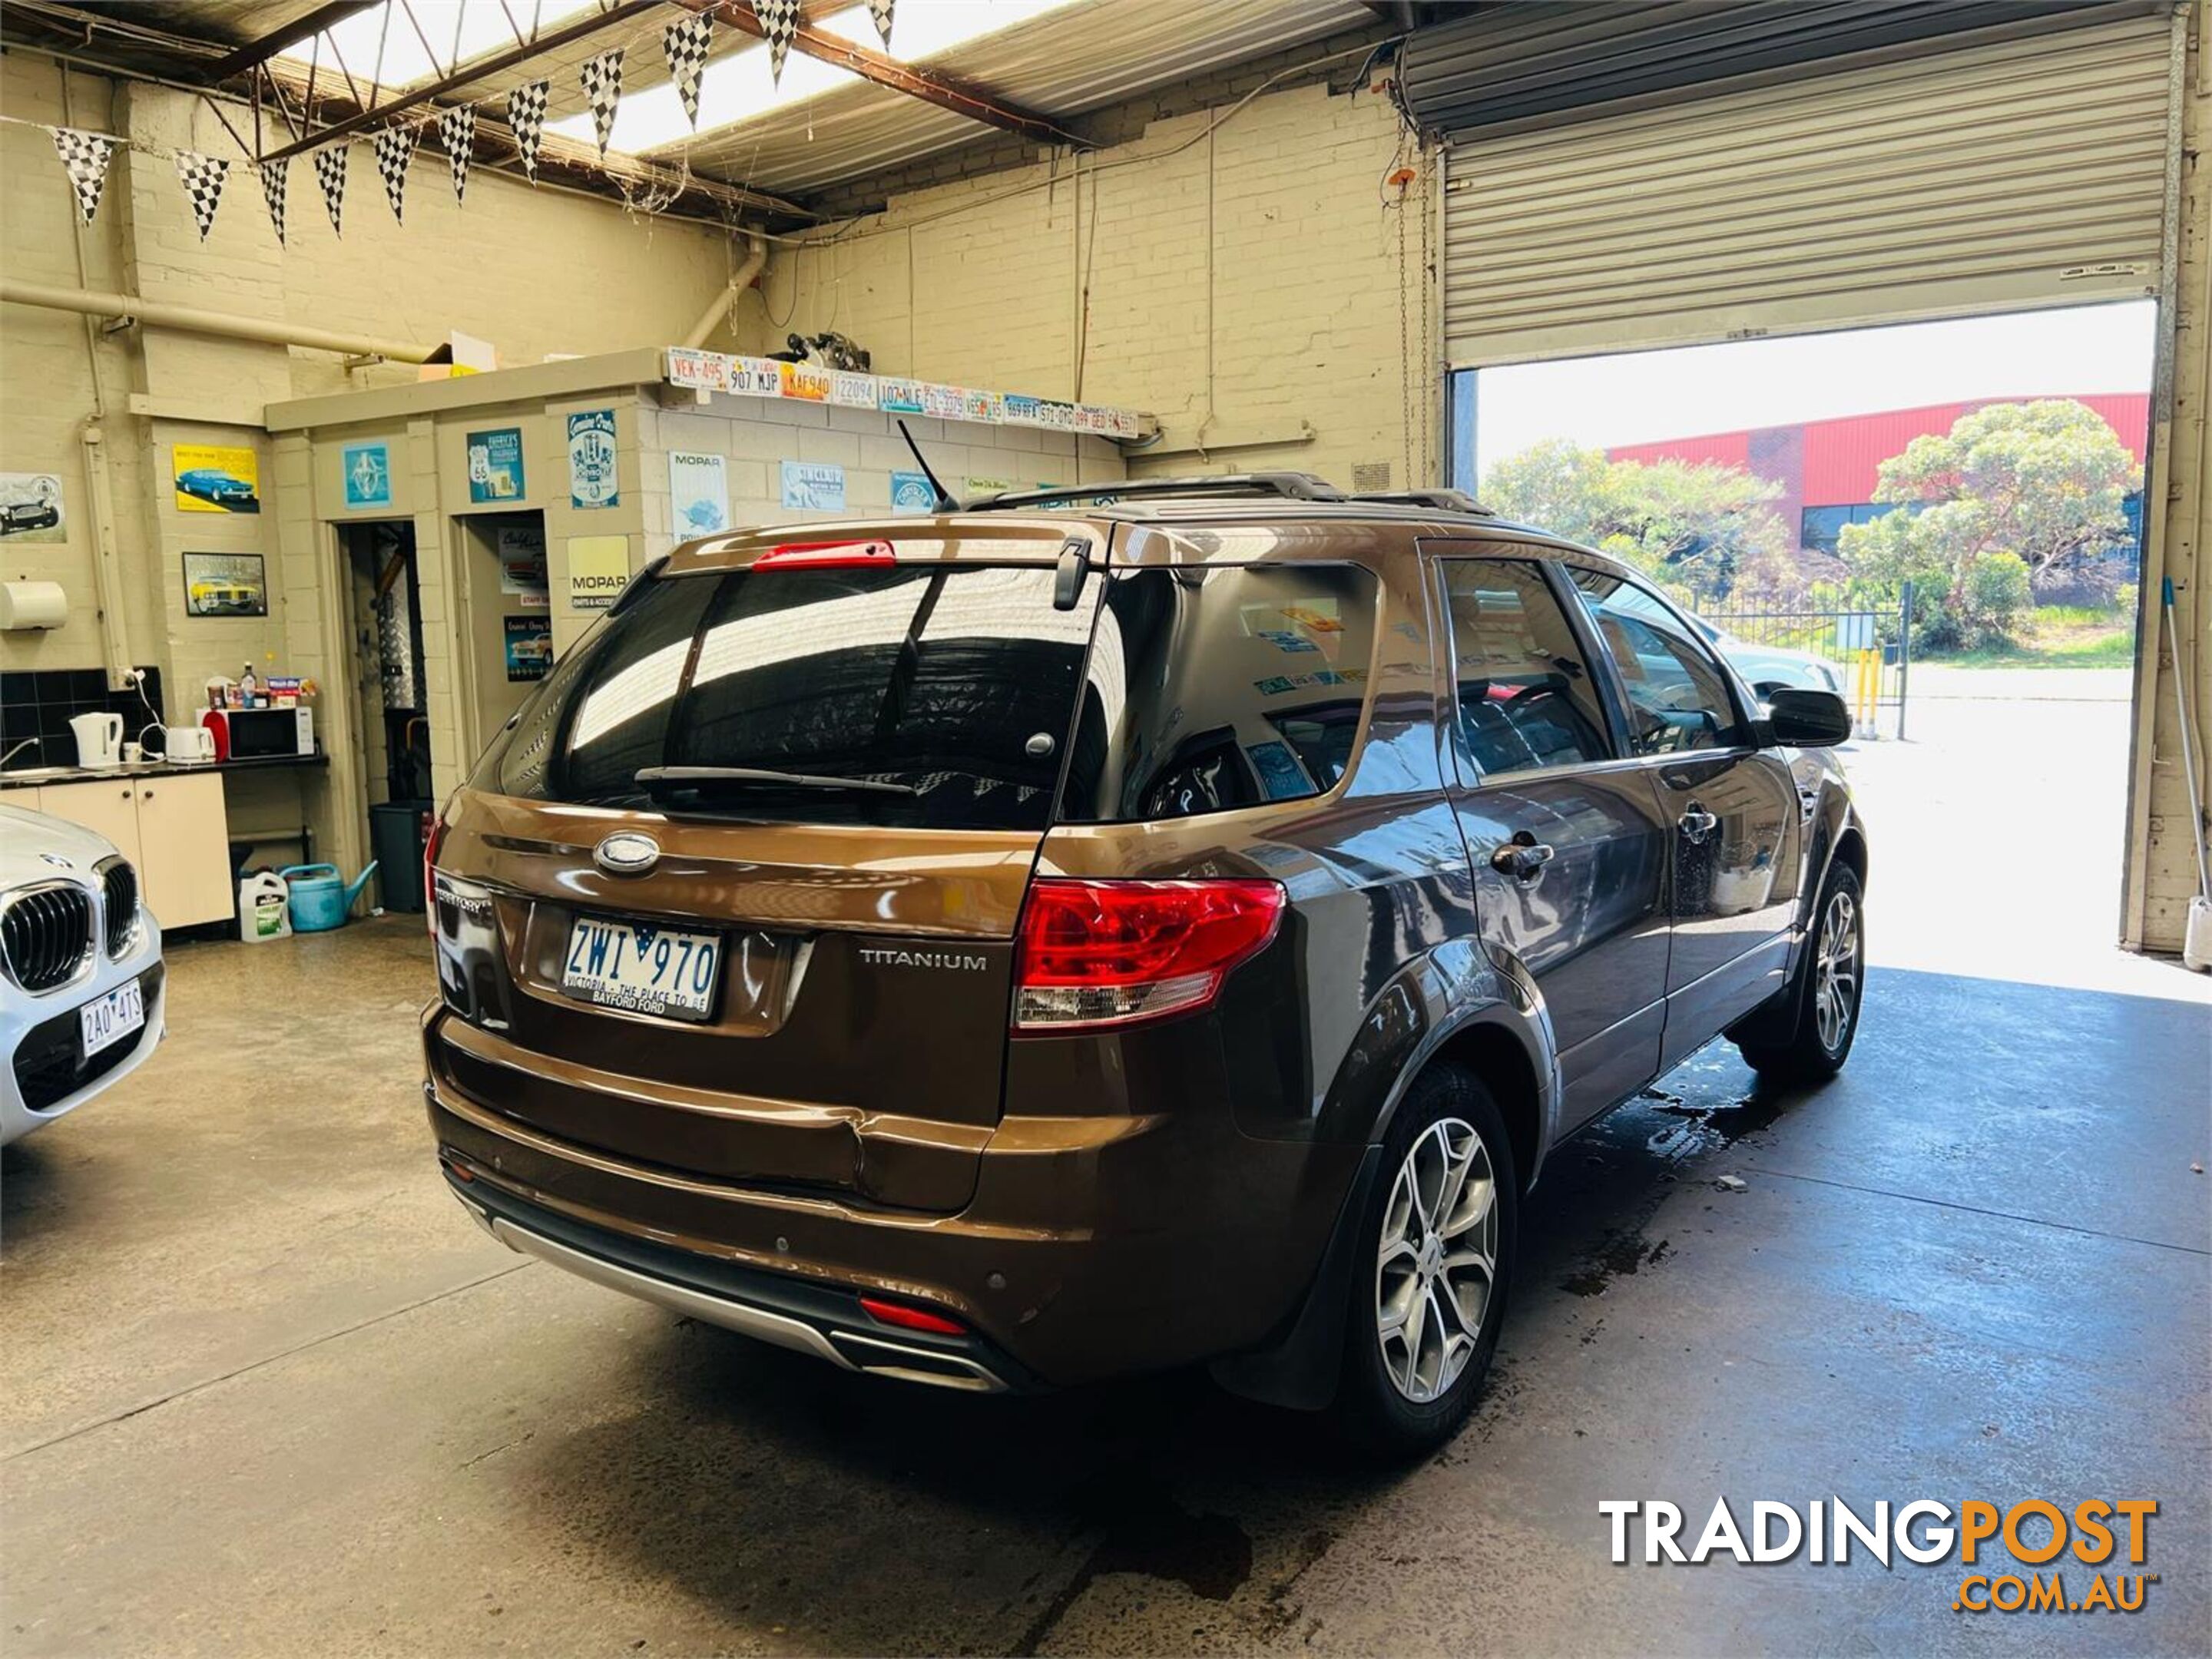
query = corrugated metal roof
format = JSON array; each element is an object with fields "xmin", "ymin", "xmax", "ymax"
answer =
[{"xmin": 662, "ymin": 0, "xmax": 1373, "ymax": 195}]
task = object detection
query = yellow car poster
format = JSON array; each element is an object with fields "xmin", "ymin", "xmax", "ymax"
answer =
[{"xmin": 174, "ymin": 443, "xmax": 261, "ymax": 514}]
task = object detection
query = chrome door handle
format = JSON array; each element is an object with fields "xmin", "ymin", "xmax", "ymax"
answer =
[
  {"xmin": 1678, "ymin": 806, "xmax": 1720, "ymax": 844},
  {"xmin": 1490, "ymin": 836, "xmax": 1555, "ymax": 882}
]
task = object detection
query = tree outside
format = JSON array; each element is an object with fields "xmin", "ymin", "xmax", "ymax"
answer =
[
  {"xmin": 1835, "ymin": 398, "xmax": 2141, "ymax": 650},
  {"xmin": 1479, "ymin": 397, "xmax": 2142, "ymax": 661},
  {"xmin": 1480, "ymin": 439, "xmax": 1793, "ymax": 604}
]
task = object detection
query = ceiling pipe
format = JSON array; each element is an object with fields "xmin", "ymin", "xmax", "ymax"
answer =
[
  {"xmin": 1, "ymin": 276, "xmax": 437, "ymax": 363},
  {"xmin": 683, "ymin": 232, "xmax": 770, "ymax": 350}
]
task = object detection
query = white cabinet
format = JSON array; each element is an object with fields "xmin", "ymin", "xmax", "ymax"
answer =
[
  {"xmin": 38, "ymin": 770, "xmax": 232, "ymax": 929},
  {"xmin": 134, "ymin": 773, "xmax": 232, "ymax": 926}
]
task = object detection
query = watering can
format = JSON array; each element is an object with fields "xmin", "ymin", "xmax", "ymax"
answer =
[{"xmin": 278, "ymin": 862, "xmax": 378, "ymax": 932}]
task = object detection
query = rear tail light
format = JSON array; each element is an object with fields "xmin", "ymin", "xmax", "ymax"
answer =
[
  {"xmin": 1012, "ymin": 878, "xmax": 1286, "ymax": 1033},
  {"xmin": 753, "ymin": 539, "xmax": 896, "ymax": 571},
  {"xmin": 423, "ymin": 813, "xmax": 447, "ymax": 935}
]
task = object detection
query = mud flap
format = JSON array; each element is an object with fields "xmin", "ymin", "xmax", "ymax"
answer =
[{"xmin": 1207, "ymin": 1144, "xmax": 1385, "ymax": 1412}]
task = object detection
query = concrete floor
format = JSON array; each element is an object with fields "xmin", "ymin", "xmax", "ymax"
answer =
[{"xmin": 5, "ymin": 676, "xmax": 2208, "ymax": 1657}]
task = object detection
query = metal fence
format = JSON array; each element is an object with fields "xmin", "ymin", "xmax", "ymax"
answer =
[{"xmin": 1700, "ymin": 584, "xmax": 1916, "ymax": 740}]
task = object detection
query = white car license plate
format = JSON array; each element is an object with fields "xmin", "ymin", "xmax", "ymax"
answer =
[
  {"xmin": 561, "ymin": 917, "xmax": 720, "ymax": 1022},
  {"xmin": 80, "ymin": 981, "xmax": 145, "ymax": 1058}
]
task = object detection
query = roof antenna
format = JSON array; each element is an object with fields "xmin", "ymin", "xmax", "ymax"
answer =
[{"xmin": 896, "ymin": 419, "xmax": 959, "ymax": 512}]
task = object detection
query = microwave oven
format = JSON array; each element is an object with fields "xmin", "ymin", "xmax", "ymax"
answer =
[{"xmin": 204, "ymin": 705, "xmax": 313, "ymax": 760}]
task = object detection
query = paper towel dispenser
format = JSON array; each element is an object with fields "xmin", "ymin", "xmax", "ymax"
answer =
[{"xmin": 0, "ymin": 581, "xmax": 67, "ymax": 630}]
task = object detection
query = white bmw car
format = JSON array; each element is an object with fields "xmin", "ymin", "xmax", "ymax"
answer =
[{"xmin": 1, "ymin": 802, "xmax": 166, "ymax": 1146}]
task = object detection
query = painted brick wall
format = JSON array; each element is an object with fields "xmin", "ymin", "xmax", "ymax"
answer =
[{"xmin": 743, "ymin": 74, "xmax": 1435, "ymax": 495}]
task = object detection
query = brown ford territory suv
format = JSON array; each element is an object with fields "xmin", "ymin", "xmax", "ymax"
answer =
[{"xmin": 423, "ymin": 473, "xmax": 1866, "ymax": 1454}]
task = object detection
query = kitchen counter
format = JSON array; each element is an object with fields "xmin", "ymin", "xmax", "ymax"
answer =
[{"xmin": 0, "ymin": 751, "xmax": 328, "ymax": 792}]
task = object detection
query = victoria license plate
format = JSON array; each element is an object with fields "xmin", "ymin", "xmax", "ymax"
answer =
[
  {"xmin": 561, "ymin": 917, "xmax": 720, "ymax": 1022},
  {"xmin": 80, "ymin": 980, "xmax": 146, "ymax": 1058}
]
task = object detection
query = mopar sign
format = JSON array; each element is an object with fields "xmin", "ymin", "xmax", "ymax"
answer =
[{"xmin": 565, "ymin": 535, "xmax": 630, "ymax": 611}]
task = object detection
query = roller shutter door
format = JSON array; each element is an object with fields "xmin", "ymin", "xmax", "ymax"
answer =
[{"xmin": 1441, "ymin": 10, "xmax": 2174, "ymax": 365}]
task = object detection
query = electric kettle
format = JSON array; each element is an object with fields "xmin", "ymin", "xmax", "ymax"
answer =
[{"xmin": 70, "ymin": 711, "xmax": 124, "ymax": 769}]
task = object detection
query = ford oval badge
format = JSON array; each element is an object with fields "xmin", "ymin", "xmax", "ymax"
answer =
[{"xmin": 594, "ymin": 831, "xmax": 661, "ymax": 876}]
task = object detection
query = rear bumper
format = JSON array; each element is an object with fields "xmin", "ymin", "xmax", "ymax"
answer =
[
  {"xmin": 425, "ymin": 1012, "xmax": 1360, "ymax": 1388},
  {"xmin": 448, "ymin": 1169, "xmax": 1026, "ymax": 1392}
]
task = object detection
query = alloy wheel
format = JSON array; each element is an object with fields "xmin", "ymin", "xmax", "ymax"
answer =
[
  {"xmin": 1375, "ymin": 1117, "xmax": 1498, "ymax": 1404},
  {"xmin": 1813, "ymin": 889, "xmax": 1860, "ymax": 1054}
]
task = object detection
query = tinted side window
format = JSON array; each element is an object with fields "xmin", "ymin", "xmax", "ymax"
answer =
[
  {"xmin": 1438, "ymin": 558, "xmax": 1611, "ymax": 780},
  {"xmin": 1056, "ymin": 563, "xmax": 1379, "ymax": 823},
  {"xmin": 1570, "ymin": 571, "xmax": 1744, "ymax": 756}
]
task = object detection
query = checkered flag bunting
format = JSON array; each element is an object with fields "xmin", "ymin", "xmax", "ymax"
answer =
[
  {"xmin": 507, "ymin": 80, "xmax": 549, "ymax": 182},
  {"xmin": 757, "ymin": 0, "xmax": 800, "ymax": 83},
  {"xmin": 173, "ymin": 149, "xmax": 230, "ymax": 242},
  {"xmin": 437, "ymin": 104, "xmax": 475, "ymax": 203},
  {"xmin": 373, "ymin": 125, "xmax": 416, "ymax": 223},
  {"xmin": 579, "ymin": 48, "xmax": 624, "ymax": 160},
  {"xmin": 868, "ymin": 0, "xmax": 894, "ymax": 47},
  {"xmin": 49, "ymin": 127, "xmax": 119, "ymax": 224},
  {"xmin": 257, "ymin": 157, "xmax": 289, "ymax": 244},
  {"xmin": 664, "ymin": 15, "xmax": 712, "ymax": 127},
  {"xmin": 313, "ymin": 144, "xmax": 347, "ymax": 236}
]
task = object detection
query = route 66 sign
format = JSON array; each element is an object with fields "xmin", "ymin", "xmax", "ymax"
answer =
[{"xmin": 567, "ymin": 409, "xmax": 619, "ymax": 509}]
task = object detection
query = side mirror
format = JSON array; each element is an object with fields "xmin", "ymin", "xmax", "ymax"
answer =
[{"xmin": 1765, "ymin": 687, "xmax": 1852, "ymax": 748}]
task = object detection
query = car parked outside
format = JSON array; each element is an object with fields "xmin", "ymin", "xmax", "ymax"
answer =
[
  {"xmin": 422, "ymin": 475, "xmax": 1866, "ymax": 1453},
  {"xmin": 2, "ymin": 803, "xmax": 167, "ymax": 1145},
  {"xmin": 1694, "ymin": 617, "xmax": 1845, "ymax": 697}
]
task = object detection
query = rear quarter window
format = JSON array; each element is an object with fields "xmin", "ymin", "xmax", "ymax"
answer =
[{"xmin": 1055, "ymin": 562, "xmax": 1380, "ymax": 823}]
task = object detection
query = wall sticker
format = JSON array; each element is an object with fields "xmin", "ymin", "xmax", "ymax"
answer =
[
  {"xmin": 466, "ymin": 427, "xmax": 525, "ymax": 503},
  {"xmin": 342, "ymin": 442, "xmax": 392, "ymax": 509},
  {"xmin": 668, "ymin": 451, "xmax": 730, "ymax": 535},
  {"xmin": 566, "ymin": 534, "xmax": 630, "ymax": 611},
  {"xmin": 566, "ymin": 410, "xmax": 619, "ymax": 508},
  {"xmin": 780, "ymin": 461, "xmax": 845, "ymax": 512},
  {"xmin": 504, "ymin": 614, "xmax": 552, "ymax": 681}
]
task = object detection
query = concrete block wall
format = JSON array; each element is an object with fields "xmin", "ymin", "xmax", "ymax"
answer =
[
  {"xmin": 634, "ymin": 396, "xmax": 1126, "ymax": 566},
  {"xmin": 747, "ymin": 75, "xmax": 1433, "ymax": 495}
]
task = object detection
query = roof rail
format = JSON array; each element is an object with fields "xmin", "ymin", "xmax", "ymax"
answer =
[
  {"xmin": 1352, "ymin": 488, "xmax": 1495, "ymax": 515},
  {"xmin": 967, "ymin": 472, "xmax": 1348, "ymax": 511}
]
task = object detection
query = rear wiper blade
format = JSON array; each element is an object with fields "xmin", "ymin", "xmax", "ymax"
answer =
[{"xmin": 634, "ymin": 765, "xmax": 919, "ymax": 797}]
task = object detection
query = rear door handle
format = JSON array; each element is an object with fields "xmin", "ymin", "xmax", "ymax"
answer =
[
  {"xmin": 1490, "ymin": 836, "xmax": 1555, "ymax": 882},
  {"xmin": 1678, "ymin": 806, "xmax": 1720, "ymax": 844}
]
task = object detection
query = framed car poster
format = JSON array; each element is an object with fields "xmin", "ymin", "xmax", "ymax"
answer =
[
  {"xmin": 466, "ymin": 427, "xmax": 525, "ymax": 503},
  {"xmin": 174, "ymin": 443, "xmax": 261, "ymax": 514},
  {"xmin": 182, "ymin": 551, "xmax": 268, "ymax": 618},
  {"xmin": 566, "ymin": 410, "xmax": 618, "ymax": 508},
  {"xmin": 0, "ymin": 472, "xmax": 65, "ymax": 542}
]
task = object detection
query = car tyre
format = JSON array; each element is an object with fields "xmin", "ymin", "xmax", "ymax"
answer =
[
  {"xmin": 1334, "ymin": 1064, "xmax": 1518, "ymax": 1459},
  {"xmin": 1737, "ymin": 862, "xmax": 1864, "ymax": 1084}
]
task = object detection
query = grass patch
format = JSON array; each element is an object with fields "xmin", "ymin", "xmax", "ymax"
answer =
[{"xmin": 1920, "ymin": 606, "xmax": 2135, "ymax": 669}]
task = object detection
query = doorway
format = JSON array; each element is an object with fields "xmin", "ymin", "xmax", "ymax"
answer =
[
  {"xmin": 1449, "ymin": 300, "xmax": 2159, "ymax": 988},
  {"xmin": 339, "ymin": 520, "xmax": 435, "ymax": 914},
  {"xmin": 455, "ymin": 512, "xmax": 550, "ymax": 753}
]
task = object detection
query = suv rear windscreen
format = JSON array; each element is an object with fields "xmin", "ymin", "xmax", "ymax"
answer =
[
  {"xmin": 478, "ymin": 557, "xmax": 1379, "ymax": 829},
  {"xmin": 483, "ymin": 563, "xmax": 1094, "ymax": 830}
]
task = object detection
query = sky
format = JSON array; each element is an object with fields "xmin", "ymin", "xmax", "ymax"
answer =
[{"xmin": 1469, "ymin": 300, "xmax": 2158, "ymax": 481}]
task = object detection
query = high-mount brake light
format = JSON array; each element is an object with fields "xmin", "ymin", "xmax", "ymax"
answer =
[
  {"xmin": 753, "ymin": 540, "xmax": 896, "ymax": 571},
  {"xmin": 1012, "ymin": 879, "xmax": 1286, "ymax": 1034}
]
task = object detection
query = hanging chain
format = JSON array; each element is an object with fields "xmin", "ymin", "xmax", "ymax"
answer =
[
  {"xmin": 1418, "ymin": 138, "xmax": 1435, "ymax": 486},
  {"xmin": 1396, "ymin": 186, "xmax": 1412, "ymax": 491}
]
